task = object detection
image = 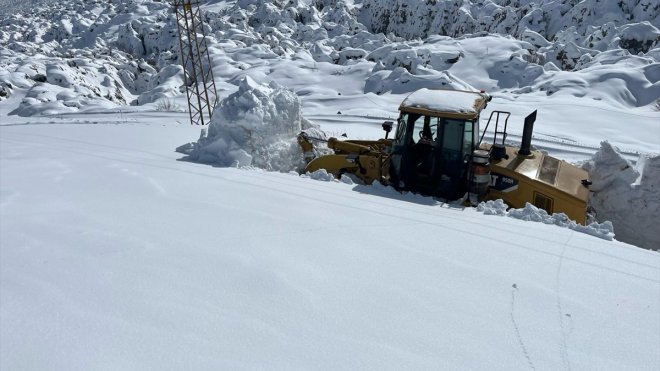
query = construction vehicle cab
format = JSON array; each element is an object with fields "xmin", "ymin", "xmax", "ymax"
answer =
[{"xmin": 389, "ymin": 89, "xmax": 489, "ymax": 199}]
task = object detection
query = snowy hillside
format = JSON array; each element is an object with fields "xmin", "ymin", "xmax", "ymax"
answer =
[
  {"xmin": 1, "ymin": 0, "xmax": 659, "ymax": 113},
  {"xmin": 1, "ymin": 0, "xmax": 660, "ymax": 369}
]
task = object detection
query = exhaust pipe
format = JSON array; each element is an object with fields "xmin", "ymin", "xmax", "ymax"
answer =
[{"xmin": 519, "ymin": 110, "xmax": 537, "ymax": 156}]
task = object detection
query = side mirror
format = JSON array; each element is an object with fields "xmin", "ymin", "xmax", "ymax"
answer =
[{"xmin": 382, "ymin": 121, "xmax": 393, "ymax": 139}]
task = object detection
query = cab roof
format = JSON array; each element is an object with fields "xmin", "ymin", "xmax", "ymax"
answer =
[{"xmin": 399, "ymin": 88, "xmax": 490, "ymax": 120}]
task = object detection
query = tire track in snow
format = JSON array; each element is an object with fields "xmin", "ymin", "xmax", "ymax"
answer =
[
  {"xmin": 15, "ymin": 130, "xmax": 656, "ymax": 279},
  {"xmin": 0, "ymin": 130, "xmax": 177, "ymax": 161},
  {"xmin": 3, "ymin": 133, "xmax": 659, "ymax": 284},
  {"xmin": 555, "ymin": 232, "xmax": 574, "ymax": 371},
  {"xmin": 510, "ymin": 283, "xmax": 537, "ymax": 371}
]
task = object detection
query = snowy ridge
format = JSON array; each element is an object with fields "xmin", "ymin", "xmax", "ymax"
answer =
[
  {"xmin": 306, "ymin": 171, "xmax": 617, "ymax": 242},
  {"xmin": 0, "ymin": 0, "xmax": 178, "ymax": 112}
]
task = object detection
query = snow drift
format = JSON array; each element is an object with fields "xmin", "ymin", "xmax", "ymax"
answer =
[
  {"xmin": 477, "ymin": 199, "xmax": 616, "ymax": 242},
  {"xmin": 176, "ymin": 76, "xmax": 312, "ymax": 171}
]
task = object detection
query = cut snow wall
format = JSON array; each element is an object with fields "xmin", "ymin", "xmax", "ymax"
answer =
[
  {"xmin": 177, "ymin": 76, "xmax": 316, "ymax": 172},
  {"xmin": 583, "ymin": 141, "xmax": 660, "ymax": 250}
]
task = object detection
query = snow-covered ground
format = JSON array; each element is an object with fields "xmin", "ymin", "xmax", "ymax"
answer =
[
  {"xmin": 2, "ymin": 113, "xmax": 659, "ymax": 370},
  {"xmin": 1, "ymin": 0, "xmax": 660, "ymax": 369}
]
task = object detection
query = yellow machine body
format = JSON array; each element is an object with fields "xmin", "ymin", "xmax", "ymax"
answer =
[
  {"xmin": 484, "ymin": 145, "xmax": 589, "ymax": 224},
  {"xmin": 302, "ymin": 136, "xmax": 392, "ymax": 185}
]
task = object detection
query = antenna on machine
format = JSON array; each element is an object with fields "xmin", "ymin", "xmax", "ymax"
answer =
[{"xmin": 172, "ymin": 0, "xmax": 217, "ymax": 125}]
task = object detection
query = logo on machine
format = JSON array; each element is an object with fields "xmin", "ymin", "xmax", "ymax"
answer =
[{"xmin": 490, "ymin": 173, "xmax": 519, "ymax": 193}]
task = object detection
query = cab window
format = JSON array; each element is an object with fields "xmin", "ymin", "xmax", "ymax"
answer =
[
  {"xmin": 463, "ymin": 121, "xmax": 473, "ymax": 156},
  {"xmin": 394, "ymin": 113, "xmax": 409, "ymax": 143},
  {"xmin": 411, "ymin": 115, "xmax": 427, "ymax": 143},
  {"xmin": 442, "ymin": 119, "xmax": 464, "ymax": 152}
]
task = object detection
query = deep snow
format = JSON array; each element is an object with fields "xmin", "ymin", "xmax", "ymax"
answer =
[
  {"xmin": 1, "ymin": 117, "xmax": 659, "ymax": 370},
  {"xmin": 1, "ymin": 0, "xmax": 660, "ymax": 369}
]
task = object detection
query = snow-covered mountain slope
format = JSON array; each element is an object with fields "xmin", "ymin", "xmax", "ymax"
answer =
[
  {"xmin": 360, "ymin": 0, "xmax": 659, "ymax": 50},
  {"xmin": 1, "ymin": 115, "xmax": 659, "ymax": 370},
  {"xmin": 1, "ymin": 0, "xmax": 658, "ymax": 112}
]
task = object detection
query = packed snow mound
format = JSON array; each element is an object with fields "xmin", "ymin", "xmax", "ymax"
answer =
[
  {"xmin": 477, "ymin": 199, "xmax": 616, "ymax": 241},
  {"xmin": 582, "ymin": 141, "xmax": 660, "ymax": 250},
  {"xmin": 176, "ymin": 76, "xmax": 313, "ymax": 171}
]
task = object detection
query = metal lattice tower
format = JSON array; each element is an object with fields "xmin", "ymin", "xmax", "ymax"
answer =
[{"xmin": 172, "ymin": 0, "xmax": 217, "ymax": 125}]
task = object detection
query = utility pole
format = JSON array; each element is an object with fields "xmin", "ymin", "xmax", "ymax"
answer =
[{"xmin": 172, "ymin": 0, "xmax": 217, "ymax": 125}]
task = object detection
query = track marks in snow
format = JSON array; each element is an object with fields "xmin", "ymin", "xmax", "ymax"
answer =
[
  {"xmin": 555, "ymin": 232, "xmax": 574, "ymax": 371},
  {"xmin": 510, "ymin": 283, "xmax": 537, "ymax": 371},
  {"xmin": 3, "ymin": 128, "xmax": 658, "ymax": 284},
  {"xmin": 115, "ymin": 166, "xmax": 168, "ymax": 196},
  {"xmin": 0, "ymin": 130, "xmax": 175, "ymax": 161},
  {"xmin": 253, "ymin": 171, "xmax": 660, "ymax": 277},
  {"xmin": 0, "ymin": 190, "xmax": 19, "ymax": 213}
]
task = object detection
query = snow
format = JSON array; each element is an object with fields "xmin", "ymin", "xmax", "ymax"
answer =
[
  {"xmin": 477, "ymin": 200, "xmax": 616, "ymax": 241},
  {"xmin": 2, "ymin": 119, "xmax": 659, "ymax": 371},
  {"xmin": 582, "ymin": 141, "xmax": 660, "ymax": 250},
  {"xmin": 175, "ymin": 76, "xmax": 311, "ymax": 171},
  {"xmin": 399, "ymin": 88, "xmax": 485, "ymax": 116},
  {"xmin": 1, "ymin": 0, "xmax": 660, "ymax": 369}
]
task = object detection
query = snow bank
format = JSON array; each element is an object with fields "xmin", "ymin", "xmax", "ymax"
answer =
[
  {"xmin": 176, "ymin": 76, "xmax": 310, "ymax": 172},
  {"xmin": 582, "ymin": 141, "xmax": 660, "ymax": 250},
  {"xmin": 477, "ymin": 200, "xmax": 616, "ymax": 241}
]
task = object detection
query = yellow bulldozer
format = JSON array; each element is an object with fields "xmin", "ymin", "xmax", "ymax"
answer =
[{"xmin": 298, "ymin": 88, "xmax": 591, "ymax": 224}]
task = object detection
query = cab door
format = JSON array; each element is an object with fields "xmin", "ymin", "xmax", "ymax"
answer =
[
  {"xmin": 429, "ymin": 118, "xmax": 474, "ymax": 199},
  {"xmin": 389, "ymin": 113, "xmax": 424, "ymax": 190}
]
